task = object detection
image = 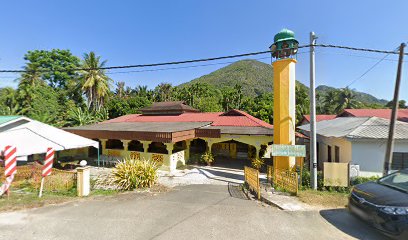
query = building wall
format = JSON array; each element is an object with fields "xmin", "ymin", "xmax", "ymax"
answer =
[
  {"xmin": 316, "ymin": 135, "xmax": 352, "ymax": 169},
  {"xmin": 351, "ymin": 141, "xmax": 408, "ymax": 177}
]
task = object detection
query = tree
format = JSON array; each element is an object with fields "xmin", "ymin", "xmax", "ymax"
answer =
[
  {"xmin": 22, "ymin": 49, "xmax": 82, "ymax": 104},
  {"xmin": 115, "ymin": 82, "xmax": 126, "ymax": 98},
  {"xmin": 386, "ymin": 100, "xmax": 407, "ymax": 109},
  {"xmin": 153, "ymin": 83, "xmax": 173, "ymax": 102},
  {"xmin": 220, "ymin": 84, "xmax": 243, "ymax": 111},
  {"xmin": 80, "ymin": 52, "xmax": 112, "ymax": 111},
  {"xmin": 66, "ymin": 107, "xmax": 109, "ymax": 126},
  {"xmin": 106, "ymin": 95, "xmax": 151, "ymax": 119},
  {"xmin": 241, "ymin": 93, "xmax": 273, "ymax": 123},
  {"xmin": 322, "ymin": 89, "xmax": 339, "ymax": 114},
  {"xmin": 334, "ymin": 87, "xmax": 361, "ymax": 113},
  {"xmin": 295, "ymin": 83, "xmax": 310, "ymax": 125},
  {"xmin": 0, "ymin": 87, "xmax": 19, "ymax": 115}
]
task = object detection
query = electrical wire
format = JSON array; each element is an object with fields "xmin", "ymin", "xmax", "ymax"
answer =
[
  {"xmin": 345, "ymin": 46, "xmax": 400, "ymax": 88},
  {"xmin": 0, "ymin": 43, "xmax": 405, "ymax": 74}
]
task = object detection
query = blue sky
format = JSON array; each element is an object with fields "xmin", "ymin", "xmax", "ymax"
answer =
[{"xmin": 0, "ymin": 0, "xmax": 407, "ymax": 101}]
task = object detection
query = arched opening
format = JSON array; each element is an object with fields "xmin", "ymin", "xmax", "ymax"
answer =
[
  {"xmin": 148, "ymin": 142, "xmax": 167, "ymax": 154},
  {"xmin": 211, "ymin": 140, "xmax": 251, "ymax": 169},
  {"xmin": 190, "ymin": 139, "xmax": 207, "ymax": 154},
  {"xmin": 128, "ymin": 140, "xmax": 144, "ymax": 152},
  {"xmin": 173, "ymin": 140, "xmax": 185, "ymax": 153},
  {"xmin": 106, "ymin": 139, "xmax": 123, "ymax": 150}
]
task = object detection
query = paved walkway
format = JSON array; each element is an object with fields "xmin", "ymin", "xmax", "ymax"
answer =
[{"xmin": 0, "ymin": 185, "xmax": 388, "ymax": 240}]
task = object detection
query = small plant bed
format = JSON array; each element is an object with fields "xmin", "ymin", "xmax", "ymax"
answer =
[{"xmin": 298, "ymin": 189, "xmax": 349, "ymax": 209}]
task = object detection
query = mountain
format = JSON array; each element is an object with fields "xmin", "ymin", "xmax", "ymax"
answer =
[
  {"xmin": 180, "ymin": 59, "xmax": 273, "ymax": 97},
  {"xmin": 316, "ymin": 85, "xmax": 388, "ymax": 105},
  {"xmin": 180, "ymin": 59, "xmax": 389, "ymax": 105}
]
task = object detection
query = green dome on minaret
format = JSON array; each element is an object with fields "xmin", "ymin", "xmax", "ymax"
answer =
[
  {"xmin": 274, "ymin": 28, "xmax": 296, "ymax": 43},
  {"xmin": 270, "ymin": 28, "xmax": 299, "ymax": 59}
]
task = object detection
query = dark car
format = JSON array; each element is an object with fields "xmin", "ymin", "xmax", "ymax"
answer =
[{"xmin": 349, "ymin": 169, "xmax": 408, "ymax": 239}]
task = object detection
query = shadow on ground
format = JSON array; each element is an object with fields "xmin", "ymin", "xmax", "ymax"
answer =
[{"xmin": 320, "ymin": 208, "xmax": 390, "ymax": 240}]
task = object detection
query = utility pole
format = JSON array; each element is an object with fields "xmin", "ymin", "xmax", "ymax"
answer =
[
  {"xmin": 384, "ymin": 43, "xmax": 406, "ymax": 176},
  {"xmin": 309, "ymin": 32, "xmax": 318, "ymax": 190}
]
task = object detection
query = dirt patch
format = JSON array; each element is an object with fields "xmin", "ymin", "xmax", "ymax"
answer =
[{"xmin": 298, "ymin": 190, "xmax": 349, "ymax": 209}]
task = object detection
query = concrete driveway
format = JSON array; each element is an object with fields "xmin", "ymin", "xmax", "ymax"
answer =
[{"xmin": 0, "ymin": 184, "xmax": 388, "ymax": 240}]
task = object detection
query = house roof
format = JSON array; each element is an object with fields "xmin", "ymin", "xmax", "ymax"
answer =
[
  {"xmin": 338, "ymin": 109, "xmax": 408, "ymax": 122},
  {"xmin": 104, "ymin": 109, "xmax": 273, "ymax": 128},
  {"xmin": 302, "ymin": 114, "xmax": 337, "ymax": 123},
  {"xmin": 298, "ymin": 117, "xmax": 408, "ymax": 140},
  {"xmin": 139, "ymin": 101, "xmax": 199, "ymax": 115}
]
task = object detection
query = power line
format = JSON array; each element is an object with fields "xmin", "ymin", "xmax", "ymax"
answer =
[
  {"xmin": 314, "ymin": 44, "xmax": 407, "ymax": 55},
  {"xmin": 345, "ymin": 46, "xmax": 400, "ymax": 88},
  {"xmin": 0, "ymin": 43, "xmax": 405, "ymax": 74}
]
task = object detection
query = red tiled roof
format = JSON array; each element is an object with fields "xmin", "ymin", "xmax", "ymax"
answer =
[
  {"xmin": 339, "ymin": 109, "xmax": 408, "ymax": 122},
  {"xmin": 302, "ymin": 114, "xmax": 337, "ymax": 123},
  {"xmin": 104, "ymin": 109, "xmax": 273, "ymax": 128}
]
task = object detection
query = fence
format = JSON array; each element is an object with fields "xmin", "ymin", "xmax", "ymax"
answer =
[
  {"xmin": 1, "ymin": 163, "xmax": 77, "ymax": 191},
  {"xmin": 267, "ymin": 165, "xmax": 273, "ymax": 183},
  {"xmin": 274, "ymin": 169, "xmax": 298, "ymax": 195},
  {"xmin": 244, "ymin": 166, "xmax": 260, "ymax": 200}
]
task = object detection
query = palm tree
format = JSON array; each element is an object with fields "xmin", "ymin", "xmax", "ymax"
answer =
[
  {"xmin": 322, "ymin": 90, "xmax": 339, "ymax": 114},
  {"xmin": 115, "ymin": 81, "xmax": 125, "ymax": 98},
  {"xmin": 154, "ymin": 83, "xmax": 173, "ymax": 102},
  {"xmin": 334, "ymin": 87, "xmax": 361, "ymax": 113},
  {"xmin": 80, "ymin": 52, "xmax": 112, "ymax": 111}
]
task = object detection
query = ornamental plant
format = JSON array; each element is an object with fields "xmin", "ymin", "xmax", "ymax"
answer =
[
  {"xmin": 251, "ymin": 157, "xmax": 264, "ymax": 170},
  {"xmin": 112, "ymin": 157, "xmax": 158, "ymax": 190},
  {"xmin": 200, "ymin": 151, "xmax": 215, "ymax": 166}
]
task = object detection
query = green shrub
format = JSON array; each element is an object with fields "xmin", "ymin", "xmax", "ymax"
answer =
[
  {"xmin": 301, "ymin": 167, "xmax": 324, "ymax": 190},
  {"xmin": 112, "ymin": 157, "xmax": 158, "ymax": 190},
  {"xmin": 200, "ymin": 151, "xmax": 215, "ymax": 165},
  {"xmin": 251, "ymin": 158, "xmax": 264, "ymax": 170},
  {"xmin": 351, "ymin": 176, "xmax": 380, "ymax": 186}
]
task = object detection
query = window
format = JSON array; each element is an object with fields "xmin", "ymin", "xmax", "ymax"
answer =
[
  {"xmin": 391, "ymin": 152, "xmax": 408, "ymax": 170},
  {"xmin": 327, "ymin": 146, "xmax": 332, "ymax": 162},
  {"xmin": 335, "ymin": 146, "xmax": 340, "ymax": 163}
]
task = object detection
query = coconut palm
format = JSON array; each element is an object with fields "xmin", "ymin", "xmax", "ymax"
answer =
[
  {"xmin": 322, "ymin": 90, "xmax": 339, "ymax": 114},
  {"xmin": 115, "ymin": 81, "xmax": 125, "ymax": 98},
  {"xmin": 80, "ymin": 52, "xmax": 112, "ymax": 111},
  {"xmin": 334, "ymin": 87, "xmax": 361, "ymax": 113}
]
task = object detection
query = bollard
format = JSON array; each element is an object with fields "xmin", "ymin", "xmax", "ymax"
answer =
[{"xmin": 76, "ymin": 166, "xmax": 90, "ymax": 197}]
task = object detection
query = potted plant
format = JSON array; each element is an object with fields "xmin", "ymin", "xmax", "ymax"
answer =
[
  {"xmin": 251, "ymin": 157, "xmax": 264, "ymax": 171},
  {"xmin": 200, "ymin": 151, "xmax": 214, "ymax": 166}
]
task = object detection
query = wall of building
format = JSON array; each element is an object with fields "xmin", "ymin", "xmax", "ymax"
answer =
[
  {"xmin": 316, "ymin": 135, "xmax": 352, "ymax": 169},
  {"xmin": 351, "ymin": 141, "xmax": 408, "ymax": 177}
]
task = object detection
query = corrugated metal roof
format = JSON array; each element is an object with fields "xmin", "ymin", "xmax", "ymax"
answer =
[
  {"xmin": 298, "ymin": 117, "xmax": 408, "ymax": 140},
  {"xmin": 339, "ymin": 109, "xmax": 408, "ymax": 122},
  {"xmin": 103, "ymin": 110, "xmax": 273, "ymax": 128},
  {"xmin": 204, "ymin": 126, "xmax": 273, "ymax": 135},
  {"xmin": 66, "ymin": 122, "xmax": 213, "ymax": 133}
]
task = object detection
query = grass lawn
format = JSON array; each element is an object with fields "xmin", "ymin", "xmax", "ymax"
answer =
[
  {"xmin": 298, "ymin": 189, "xmax": 349, "ymax": 208},
  {"xmin": 0, "ymin": 188, "xmax": 118, "ymax": 212}
]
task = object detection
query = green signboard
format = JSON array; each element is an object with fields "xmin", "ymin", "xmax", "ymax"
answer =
[{"xmin": 271, "ymin": 144, "xmax": 306, "ymax": 157}]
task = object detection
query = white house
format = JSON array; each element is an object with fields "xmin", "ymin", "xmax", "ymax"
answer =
[{"xmin": 298, "ymin": 117, "xmax": 408, "ymax": 177}]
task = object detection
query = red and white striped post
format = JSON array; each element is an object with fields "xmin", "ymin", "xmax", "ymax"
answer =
[
  {"xmin": 39, "ymin": 148, "xmax": 54, "ymax": 198},
  {"xmin": 0, "ymin": 146, "xmax": 17, "ymax": 197}
]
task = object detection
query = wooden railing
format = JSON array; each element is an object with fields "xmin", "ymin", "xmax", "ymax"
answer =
[
  {"xmin": 274, "ymin": 169, "xmax": 298, "ymax": 195},
  {"xmin": 267, "ymin": 165, "xmax": 273, "ymax": 183},
  {"xmin": 244, "ymin": 166, "xmax": 260, "ymax": 200}
]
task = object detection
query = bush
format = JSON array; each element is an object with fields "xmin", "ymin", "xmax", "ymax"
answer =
[
  {"xmin": 112, "ymin": 157, "xmax": 158, "ymax": 190},
  {"xmin": 301, "ymin": 167, "xmax": 324, "ymax": 190},
  {"xmin": 200, "ymin": 151, "xmax": 215, "ymax": 165},
  {"xmin": 251, "ymin": 158, "xmax": 264, "ymax": 170},
  {"xmin": 351, "ymin": 176, "xmax": 380, "ymax": 186}
]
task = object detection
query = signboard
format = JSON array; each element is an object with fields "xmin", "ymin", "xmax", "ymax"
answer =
[{"xmin": 270, "ymin": 144, "xmax": 306, "ymax": 157}]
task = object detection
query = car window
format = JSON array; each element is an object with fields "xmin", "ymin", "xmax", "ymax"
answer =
[{"xmin": 379, "ymin": 172, "xmax": 408, "ymax": 192}]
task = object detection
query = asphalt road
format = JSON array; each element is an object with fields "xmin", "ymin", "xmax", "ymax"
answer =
[{"xmin": 0, "ymin": 184, "xmax": 388, "ymax": 240}]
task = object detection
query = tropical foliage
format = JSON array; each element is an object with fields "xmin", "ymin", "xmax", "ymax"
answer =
[
  {"xmin": 112, "ymin": 157, "xmax": 159, "ymax": 190},
  {"xmin": 0, "ymin": 53, "xmax": 398, "ymax": 128}
]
